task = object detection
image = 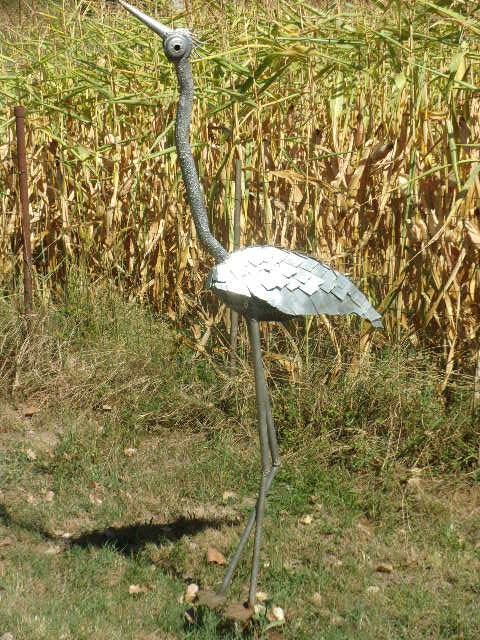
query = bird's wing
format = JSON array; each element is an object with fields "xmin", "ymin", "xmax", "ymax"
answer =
[{"xmin": 215, "ymin": 247, "xmax": 382, "ymax": 327}]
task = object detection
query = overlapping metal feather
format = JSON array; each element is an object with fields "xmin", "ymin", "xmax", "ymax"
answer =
[{"xmin": 208, "ymin": 246, "xmax": 383, "ymax": 328}]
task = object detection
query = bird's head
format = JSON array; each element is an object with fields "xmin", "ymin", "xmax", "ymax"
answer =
[{"xmin": 118, "ymin": 1, "xmax": 193, "ymax": 64}]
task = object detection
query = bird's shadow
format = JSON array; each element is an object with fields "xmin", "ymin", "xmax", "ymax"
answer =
[
  {"xmin": 0, "ymin": 504, "xmax": 235, "ymax": 557},
  {"xmin": 67, "ymin": 516, "xmax": 233, "ymax": 555}
]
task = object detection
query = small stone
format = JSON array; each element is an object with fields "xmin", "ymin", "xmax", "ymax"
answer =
[
  {"xmin": 299, "ymin": 514, "xmax": 313, "ymax": 525},
  {"xmin": 1, "ymin": 633, "xmax": 15, "ymax": 640},
  {"xmin": 330, "ymin": 614, "xmax": 344, "ymax": 626},
  {"xmin": 124, "ymin": 447, "xmax": 137, "ymax": 457},
  {"xmin": 25, "ymin": 449, "xmax": 37, "ymax": 461},
  {"xmin": 254, "ymin": 603, "xmax": 266, "ymax": 616},
  {"xmin": 44, "ymin": 490, "xmax": 55, "ymax": 503},
  {"xmin": 101, "ymin": 404, "xmax": 113, "ymax": 412},
  {"xmin": 310, "ymin": 592, "xmax": 323, "ymax": 607},
  {"xmin": 0, "ymin": 537, "xmax": 13, "ymax": 548},
  {"xmin": 222, "ymin": 491, "xmax": 237, "ymax": 502}
]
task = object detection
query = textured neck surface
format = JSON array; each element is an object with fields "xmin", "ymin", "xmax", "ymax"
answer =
[{"xmin": 175, "ymin": 60, "xmax": 227, "ymax": 263}]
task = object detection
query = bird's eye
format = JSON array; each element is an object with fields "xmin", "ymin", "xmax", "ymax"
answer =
[{"xmin": 164, "ymin": 33, "xmax": 192, "ymax": 60}]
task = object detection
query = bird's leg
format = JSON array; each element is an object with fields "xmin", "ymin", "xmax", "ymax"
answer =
[
  {"xmin": 217, "ymin": 467, "xmax": 278, "ymax": 596},
  {"xmin": 264, "ymin": 376, "xmax": 281, "ymax": 470},
  {"xmin": 217, "ymin": 319, "xmax": 280, "ymax": 601},
  {"xmin": 247, "ymin": 318, "xmax": 274, "ymax": 608}
]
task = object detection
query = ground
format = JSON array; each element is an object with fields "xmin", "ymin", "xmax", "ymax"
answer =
[
  {"xmin": 0, "ymin": 294, "xmax": 478, "ymax": 639},
  {"xmin": 1, "ymin": 402, "xmax": 479, "ymax": 639}
]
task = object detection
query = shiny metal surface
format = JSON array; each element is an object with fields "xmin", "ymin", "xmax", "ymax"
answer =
[
  {"xmin": 118, "ymin": 1, "xmax": 173, "ymax": 39},
  {"xmin": 208, "ymin": 246, "xmax": 383, "ymax": 327}
]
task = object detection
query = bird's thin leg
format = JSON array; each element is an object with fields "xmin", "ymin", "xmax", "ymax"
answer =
[
  {"xmin": 218, "ymin": 319, "xmax": 280, "ymax": 601},
  {"xmin": 247, "ymin": 318, "xmax": 273, "ymax": 608},
  {"xmin": 264, "ymin": 376, "xmax": 280, "ymax": 468},
  {"xmin": 217, "ymin": 466, "xmax": 278, "ymax": 596}
]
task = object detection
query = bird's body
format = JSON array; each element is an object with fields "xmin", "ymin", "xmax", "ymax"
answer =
[
  {"xmin": 118, "ymin": 0, "xmax": 383, "ymax": 615},
  {"xmin": 208, "ymin": 245, "xmax": 382, "ymax": 326}
]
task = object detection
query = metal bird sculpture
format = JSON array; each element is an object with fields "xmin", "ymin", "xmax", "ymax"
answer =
[{"xmin": 118, "ymin": 0, "xmax": 382, "ymax": 611}]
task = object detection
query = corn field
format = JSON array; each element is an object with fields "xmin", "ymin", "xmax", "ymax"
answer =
[{"xmin": 0, "ymin": 0, "xmax": 479, "ymax": 380}]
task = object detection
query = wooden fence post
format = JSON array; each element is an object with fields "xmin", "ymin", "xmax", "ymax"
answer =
[{"xmin": 14, "ymin": 105, "xmax": 33, "ymax": 320}]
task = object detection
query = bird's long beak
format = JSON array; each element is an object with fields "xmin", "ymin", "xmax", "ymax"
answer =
[{"xmin": 118, "ymin": 1, "xmax": 173, "ymax": 40}]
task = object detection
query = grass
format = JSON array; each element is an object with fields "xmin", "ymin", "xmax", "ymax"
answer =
[{"xmin": 0, "ymin": 283, "xmax": 478, "ymax": 639}]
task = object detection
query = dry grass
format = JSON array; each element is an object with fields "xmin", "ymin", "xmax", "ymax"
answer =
[{"xmin": 0, "ymin": 0, "xmax": 479, "ymax": 385}]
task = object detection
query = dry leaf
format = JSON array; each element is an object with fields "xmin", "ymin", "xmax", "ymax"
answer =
[
  {"xmin": 25, "ymin": 449, "xmax": 37, "ymax": 461},
  {"xmin": 207, "ymin": 546, "xmax": 226, "ymax": 565},
  {"xmin": 310, "ymin": 592, "xmax": 323, "ymax": 607},
  {"xmin": 254, "ymin": 603, "xmax": 266, "ymax": 616},
  {"xmin": 267, "ymin": 606, "xmax": 285, "ymax": 624},
  {"xmin": 356, "ymin": 518, "xmax": 374, "ymax": 538},
  {"xmin": 184, "ymin": 608, "xmax": 196, "ymax": 624},
  {"xmin": 224, "ymin": 602, "xmax": 254, "ymax": 623},
  {"xmin": 375, "ymin": 562, "xmax": 394, "ymax": 573},
  {"xmin": 407, "ymin": 476, "xmax": 423, "ymax": 492},
  {"xmin": 43, "ymin": 544, "xmax": 62, "ymax": 555},
  {"xmin": 184, "ymin": 583, "xmax": 199, "ymax": 603},
  {"xmin": 44, "ymin": 490, "xmax": 55, "ymax": 503},
  {"xmin": 23, "ymin": 406, "xmax": 39, "ymax": 418},
  {"xmin": 124, "ymin": 447, "xmax": 137, "ymax": 457},
  {"xmin": 299, "ymin": 514, "xmax": 313, "ymax": 525},
  {"xmin": 255, "ymin": 590, "xmax": 269, "ymax": 602},
  {"xmin": 466, "ymin": 220, "xmax": 480, "ymax": 248},
  {"xmin": 0, "ymin": 633, "xmax": 15, "ymax": 640},
  {"xmin": 368, "ymin": 142, "xmax": 394, "ymax": 163},
  {"xmin": 0, "ymin": 537, "xmax": 13, "ymax": 548},
  {"xmin": 330, "ymin": 614, "xmax": 344, "ymax": 626},
  {"xmin": 89, "ymin": 493, "xmax": 103, "ymax": 506},
  {"xmin": 222, "ymin": 491, "xmax": 237, "ymax": 502},
  {"xmin": 129, "ymin": 584, "xmax": 148, "ymax": 595},
  {"xmin": 101, "ymin": 404, "xmax": 113, "ymax": 412}
]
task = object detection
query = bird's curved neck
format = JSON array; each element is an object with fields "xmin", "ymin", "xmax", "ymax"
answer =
[{"xmin": 174, "ymin": 60, "xmax": 227, "ymax": 263}]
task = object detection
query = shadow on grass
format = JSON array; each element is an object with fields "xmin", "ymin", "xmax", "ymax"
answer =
[
  {"xmin": 0, "ymin": 504, "xmax": 235, "ymax": 555},
  {"xmin": 68, "ymin": 516, "xmax": 235, "ymax": 555}
]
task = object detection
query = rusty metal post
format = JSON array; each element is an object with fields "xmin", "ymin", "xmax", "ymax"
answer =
[
  {"xmin": 14, "ymin": 106, "xmax": 33, "ymax": 319},
  {"xmin": 229, "ymin": 157, "xmax": 242, "ymax": 369}
]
